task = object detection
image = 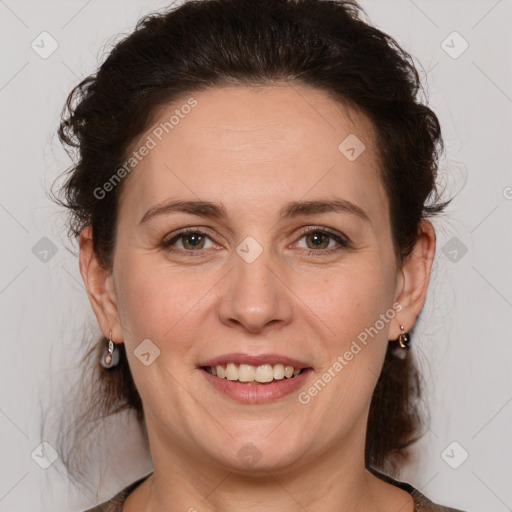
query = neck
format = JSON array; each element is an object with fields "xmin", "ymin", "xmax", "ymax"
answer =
[{"xmin": 138, "ymin": 431, "xmax": 404, "ymax": 512}]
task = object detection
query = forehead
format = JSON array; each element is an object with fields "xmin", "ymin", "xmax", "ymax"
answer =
[{"xmin": 120, "ymin": 84, "xmax": 386, "ymax": 221}]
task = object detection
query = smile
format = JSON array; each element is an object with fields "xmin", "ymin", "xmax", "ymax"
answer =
[
  {"xmin": 203, "ymin": 363, "xmax": 304, "ymax": 384},
  {"xmin": 200, "ymin": 365, "xmax": 312, "ymax": 403}
]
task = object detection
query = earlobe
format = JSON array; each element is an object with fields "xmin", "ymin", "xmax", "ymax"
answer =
[
  {"xmin": 390, "ymin": 220, "xmax": 436, "ymax": 340},
  {"xmin": 78, "ymin": 226, "xmax": 123, "ymax": 342}
]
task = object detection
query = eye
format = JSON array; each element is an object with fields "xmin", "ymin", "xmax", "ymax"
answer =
[
  {"xmin": 161, "ymin": 228, "xmax": 216, "ymax": 254},
  {"xmin": 160, "ymin": 226, "xmax": 352, "ymax": 257},
  {"xmin": 294, "ymin": 227, "xmax": 351, "ymax": 255}
]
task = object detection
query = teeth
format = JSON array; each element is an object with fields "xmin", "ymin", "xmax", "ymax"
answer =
[
  {"xmin": 238, "ymin": 364, "xmax": 255, "ymax": 382},
  {"xmin": 273, "ymin": 364, "xmax": 285, "ymax": 380},
  {"xmin": 255, "ymin": 364, "xmax": 274, "ymax": 383},
  {"xmin": 205, "ymin": 363, "xmax": 305, "ymax": 383},
  {"xmin": 225, "ymin": 363, "xmax": 238, "ymax": 381}
]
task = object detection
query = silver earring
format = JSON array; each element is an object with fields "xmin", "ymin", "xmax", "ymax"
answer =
[
  {"xmin": 398, "ymin": 325, "xmax": 410, "ymax": 349},
  {"xmin": 100, "ymin": 331, "xmax": 120, "ymax": 368}
]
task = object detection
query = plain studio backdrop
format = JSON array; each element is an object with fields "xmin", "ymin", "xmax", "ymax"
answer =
[{"xmin": 0, "ymin": 1, "xmax": 511, "ymax": 511}]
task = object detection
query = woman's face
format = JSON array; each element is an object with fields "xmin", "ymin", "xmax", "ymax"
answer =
[{"xmin": 94, "ymin": 84, "xmax": 416, "ymax": 474}]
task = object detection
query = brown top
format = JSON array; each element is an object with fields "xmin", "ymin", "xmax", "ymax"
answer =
[{"xmin": 83, "ymin": 467, "xmax": 468, "ymax": 512}]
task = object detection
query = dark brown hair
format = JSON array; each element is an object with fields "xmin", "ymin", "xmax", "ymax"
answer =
[{"xmin": 53, "ymin": 0, "xmax": 448, "ymax": 485}]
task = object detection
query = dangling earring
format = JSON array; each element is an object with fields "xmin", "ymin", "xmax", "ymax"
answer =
[
  {"xmin": 398, "ymin": 325, "xmax": 410, "ymax": 349},
  {"xmin": 100, "ymin": 331, "xmax": 120, "ymax": 368}
]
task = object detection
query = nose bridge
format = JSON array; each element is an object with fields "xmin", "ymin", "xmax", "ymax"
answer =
[{"xmin": 217, "ymin": 237, "xmax": 292, "ymax": 332}]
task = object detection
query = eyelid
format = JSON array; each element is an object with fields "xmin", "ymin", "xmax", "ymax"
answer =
[
  {"xmin": 161, "ymin": 225, "xmax": 352, "ymax": 254},
  {"xmin": 292, "ymin": 226, "xmax": 352, "ymax": 252},
  {"xmin": 294, "ymin": 225, "xmax": 350, "ymax": 244},
  {"xmin": 161, "ymin": 226, "xmax": 219, "ymax": 249}
]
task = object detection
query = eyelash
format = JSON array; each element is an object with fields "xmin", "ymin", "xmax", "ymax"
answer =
[{"xmin": 160, "ymin": 226, "xmax": 352, "ymax": 257}]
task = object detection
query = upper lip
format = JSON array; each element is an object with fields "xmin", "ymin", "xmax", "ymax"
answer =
[{"xmin": 200, "ymin": 353, "xmax": 311, "ymax": 370}]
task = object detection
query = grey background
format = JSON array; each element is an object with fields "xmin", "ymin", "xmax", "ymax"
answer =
[{"xmin": 0, "ymin": 0, "xmax": 511, "ymax": 511}]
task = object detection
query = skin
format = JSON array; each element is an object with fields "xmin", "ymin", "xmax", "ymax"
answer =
[{"xmin": 79, "ymin": 83, "xmax": 436, "ymax": 512}]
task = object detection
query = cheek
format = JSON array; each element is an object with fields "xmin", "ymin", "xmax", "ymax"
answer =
[
  {"xmin": 113, "ymin": 256, "xmax": 168, "ymax": 342},
  {"xmin": 301, "ymin": 256, "xmax": 397, "ymax": 402},
  {"xmin": 299, "ymin": 272, "xmax": 394, "ymax": 433},
  {"xmin": 307, "ymin": 260, "xmax": 396, "ymax": 336},
  {"xmin": 113, "ymin": 255, "xmax": 215, "ymax": 345},
  {"xmin": 112, "ymin": 260, "xmax": 207, "ymax": 399}
]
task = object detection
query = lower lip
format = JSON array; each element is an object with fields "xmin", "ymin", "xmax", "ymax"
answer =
[{"xmin": 200, "ymin": 368, "xmax": 313, "ymax": 404}]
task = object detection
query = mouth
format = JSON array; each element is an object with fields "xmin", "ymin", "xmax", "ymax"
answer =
[
  {"xmin": 198, "ymin": 354, "xmax": 313, "ymax": 403},
  {"xmin": 201, "ymin": 363, "xmax": 308, "ymax": 385}
]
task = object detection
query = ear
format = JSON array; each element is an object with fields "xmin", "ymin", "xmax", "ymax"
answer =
[
  {"xmin": 78, "ymin": 226, "xmax": 123, "ymax": 343},
  {"xmin": 390, "ymin": 219, "xmax": 436, "ymax": 340}
]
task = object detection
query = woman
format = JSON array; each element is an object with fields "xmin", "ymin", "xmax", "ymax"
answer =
[{"xmin": 54, "ymin": 0, "xmax": 467, "ymax": 510}]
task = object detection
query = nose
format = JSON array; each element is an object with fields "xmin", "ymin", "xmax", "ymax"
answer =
[{"xmin": 217, "ymin": 248, "xmax": 293, "ymax": 334}]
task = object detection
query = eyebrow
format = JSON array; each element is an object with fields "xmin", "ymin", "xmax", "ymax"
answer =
[{"xmin": 139, "ymin": 198, "xmax": 370, "ymax": 225}]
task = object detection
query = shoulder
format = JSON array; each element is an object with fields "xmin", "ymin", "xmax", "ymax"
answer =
[
  {"xmin": 81, "ymin": 472, "xmax": 153, "ymax": 512},
  {"xmin": 367, "ymin": 466, "xmax": 469, "ymax": 512},
  {"xmin": 83, "ymin": 469, "xmax": 470, "ymax": 512},
  {"xmin": 410, "ymin": 487, "xmax": 468, "ymax": 512}
]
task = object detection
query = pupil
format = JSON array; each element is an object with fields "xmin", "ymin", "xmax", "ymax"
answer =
[
  {"xmin": 185, "ymin": 233, "xmax": 203, "ymax": 248},
  {"xmin": 309, "ymin": 232, "xmax": 327, "ymax": 249}
]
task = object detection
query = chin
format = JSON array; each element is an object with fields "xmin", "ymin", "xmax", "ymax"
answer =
[{"xmin": 205, "ymin": 436, "xmax": 308, "ymax": 475}]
